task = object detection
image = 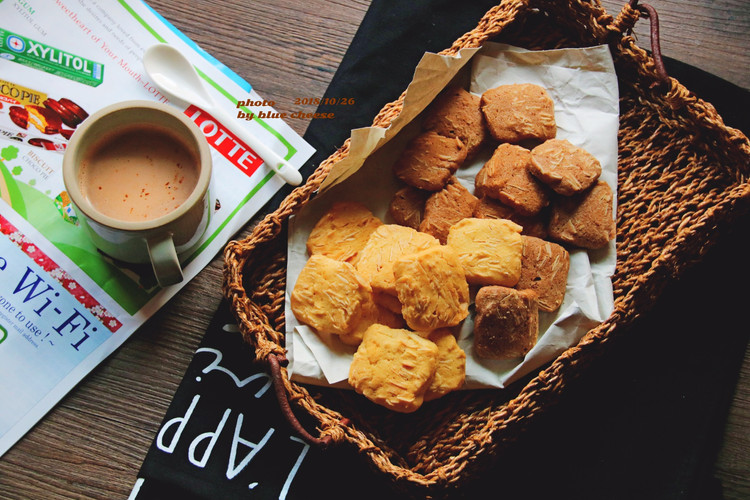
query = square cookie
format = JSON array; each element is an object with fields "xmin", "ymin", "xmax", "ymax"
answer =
[
  {"xmin": 355, "ymin": 224, "xmax": 440, "ymax": 296},
  {"xmin": 392, "ymin": 130, "xmax": 467, "ymax": 191},
  {"xmin": 349, "ymin": 324, "xmax": 439, "ymax": 413},
  {"xmin": 393, "ymin": 245, "xmax": 470, "ymax": 332},
  {"xmin": 424, "ymin": 328, "xmax": 466, "ymax": 401},
  {"xmin": 419, "ymin": 177, "xmax": 479, "ymax": 244},
  {"xmin": 446, "ymin": 217, "xmax": 524, "ymax": 286},
  {"xmin": 306, "ymin": 201, "xmax": 383, "ymax": 262},
  {"xmin": 290, "ymin": 254, "xmax": 372, "ymax": 336},
  {"xmin": 548, "ymin": 180, "xmax": 616, "ymax": 249},
  {"xmin": 473, "ymin": 286, "xmax": 539, "ymax": 360},
  {"xmin": 529, "ymin": 139, "xmax": 601, "ymax": 196},
  {"xmin": 422, "ymin": 85, "xmax": 487, "ymax": 158},
  {"xmin": 388, "ymin": 185, "xmax": 429, "ymax": 229},
  {"xmin": 480, "ymin": 83, "xmax": 556, "ymax": 143},
  {"xmin": 517, "ymin": 235, "xmax": 570, "ymax": 312},
  {"xmin": 475, "ymin": 143, "xmax": 550, "ymax": 216}
]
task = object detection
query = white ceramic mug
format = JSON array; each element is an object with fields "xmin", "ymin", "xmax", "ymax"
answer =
[{"xmin": 63, "ymin": 100, "xmax": 212, "ymax": 287}]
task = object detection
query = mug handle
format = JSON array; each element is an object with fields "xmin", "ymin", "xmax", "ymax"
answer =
[{"xmin": 146, "ymin": 233, "xmax": 184, "ymax": 287}]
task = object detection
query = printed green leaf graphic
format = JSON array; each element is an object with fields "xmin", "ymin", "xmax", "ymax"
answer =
[
  {"xmin": 1, "ymin": 146, "xmax": 18, "ymax": 161},
  {"xmin": 11, "ymin": 166, "xmax": 22, "ymax": 176},
  {"xmin": 0, "ymin": 153, "xmax": 27, "ymax": 218}
]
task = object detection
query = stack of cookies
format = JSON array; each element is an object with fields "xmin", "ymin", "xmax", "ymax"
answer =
[
  {"xmin": 392, "ymin": 83, "xmax": 615, "ymax": 250},
  {"xmin": 292, "ymin": 203, "xmax": 467, "ymax": 412},
  {"xmin": 290, "ymin": 82, "xmax": 615, "ymax": 413}
]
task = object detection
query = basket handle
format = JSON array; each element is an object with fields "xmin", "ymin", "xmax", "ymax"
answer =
[
  {"xmin": 616, "ymin": 0, "xmax": 669, "ymax": 87},
  {"xmin": 268, "ymin": 353, "xmax": 351, "ymax": 447}
]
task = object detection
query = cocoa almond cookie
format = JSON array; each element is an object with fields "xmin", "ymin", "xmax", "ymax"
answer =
[
  {"xmin": 548, "ymin": 180, "xmax": 616, "ymax": 249},
  {"xmin": 517, "ymin": 235, "xmax": 570, "ymax": 312},
  {"xmin": 473, "ymin": 196, "xmax": 549, "ymax": 239},
  {"xmin": 480, "ymin": 83, "xmax": 556, "ymax": 143},
  {"xmin": 473, "ymin": 286, "xmax": 539, "ymax": 360},
  {"xmin": 419, "ymin": 177, "xmax": 479, "ymax": 244},
  {"xmin": 422, "ymin": 86, "xmax": 487, "ymax": 158},
  {"xmin": 393, "ymin": 130, "xmax": 467, "ymax": 191},
  {"xmin": 475, "ymin": 143, "xmax": 550, "ymax": 216},
  {"xmin": 530, "ymin": 139, "xmax": 601, "ymax": 196},
  {"xmin": 388, "ymin": 185, "xmax": 429, "ymax": 229}
]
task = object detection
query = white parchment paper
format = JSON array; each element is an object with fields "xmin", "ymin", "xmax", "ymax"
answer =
[{"xmin": 285, "ymin": 43, "xmax": 619, "ymax": 389}]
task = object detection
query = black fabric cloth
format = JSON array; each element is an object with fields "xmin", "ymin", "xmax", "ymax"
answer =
[{"xmin": 134, "ymin": 1, "xmax": 750, "ymax": 498}]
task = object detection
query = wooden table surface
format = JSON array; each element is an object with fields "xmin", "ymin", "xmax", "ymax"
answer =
[{"xmin": 0, "ymin": 0, "xmax": 748, "ymax": 498}]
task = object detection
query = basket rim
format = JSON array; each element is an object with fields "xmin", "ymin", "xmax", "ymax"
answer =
[{"xmin": 222, "ymin": 0, "xmax": 750, "ymax": 492}]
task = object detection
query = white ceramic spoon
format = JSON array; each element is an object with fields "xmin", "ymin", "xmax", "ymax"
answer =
[{"xmin": 142, "ymin": 43, "xmax": 303, "ymax": 186}]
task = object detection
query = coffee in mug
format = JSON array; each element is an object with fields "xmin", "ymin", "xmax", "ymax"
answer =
[
  {"xmin": 79, "ymin": 124, "xmax": 200, "ymax": 222},
  {"xmin": 63, "ymin": 100, "xmax": 212, "ymax": 287}
]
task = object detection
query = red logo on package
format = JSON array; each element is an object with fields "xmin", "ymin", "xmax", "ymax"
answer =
[{"xmin": 185, "ymin": 105, "xmax": 263, "ymax": 177}]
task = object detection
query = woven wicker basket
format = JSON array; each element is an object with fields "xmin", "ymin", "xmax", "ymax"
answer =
[{"xmin": 223, "ymin": 0, "xmax": 750, "ymax": 495}]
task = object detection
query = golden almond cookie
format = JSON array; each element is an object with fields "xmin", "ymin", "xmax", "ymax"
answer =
[
  {"xmin": 480, "ymin": 83, "xmax": 556, "ymax": 143},
  {"xmin": 393, "ymin": 245, "xmax": 470, "ymax": 332},
  {"xmin": 447, "ymin": 218, "xmax": 524, "ymax": 286},
  {"xmin": 475, "ymin": 143, "xmax": 550, "ymax": 216},
  {"xmin": 473, "ymin": 286, "xmax": 539, "ymax": 359},
  {"xmin": 355, "ymin": 224, "xmax": 440, "ymax": 296},
  {"xmin": 306, "ymin": 201, "xmax": 383, "ymax": 263},
  {"xmin": 517, "ymin": 235, "xmax": 570, "ymax": 312},
  {"xmin": 473, "ymin": 196, "xmax": 549, "ymax": 239},
  {"xmin": 290, "ymin": 254, "xmax": 372, "ymax": 336},
  {"xmin": 424, "ymin": 328, "xmax": 466, "ymax": 401},
  {"xmin": 548, "ymin": 180, "xmax": 616, "ymax": 249},
  {"xmin": 419, "ymin": 177, "xmax": 479, "ymax": 244},
  {"xmin": 530, "ymin": 139, "xmax": 602, "ymax": 196},
  {"xmin": 372, "ymin": 291, "xmax": 403, "ymax": 315},
  {"xmin": 392, "ymin": 130, "xmax": 467, "ymax": 191},
  {"xmin": 337, "ymin": 295, "xmax": 378, "ymax": 346},
  {"xmin": 388, "ymin": 185, "xmax": 429, "ymax": 229},
  {"xmin": 348, "ymin": 324, "xmax": 439, "ymax": 413},
  {"xmin": 339, "ymin": 297, "xmax": 407, "ymax": 346},
  {"xmin": 374, "ymin": 304, "xmax": 407, "ymax": 329},
  {"xmin": 422, "ymin": 86, "xmax": 487, "ymax": 158}
]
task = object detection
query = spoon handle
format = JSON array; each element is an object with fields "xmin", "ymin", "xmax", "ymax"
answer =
[{"xmin": 212, "ymin": 106, "xmax": 303, "ymax": 186}]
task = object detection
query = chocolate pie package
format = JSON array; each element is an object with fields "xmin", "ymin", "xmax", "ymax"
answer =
[
  {"xmin": 0, "ymin": 79, "xmax": 85, "ymax": 153},
  {"xmin": 285, "ymin": 42, "xmax": 619, "ymax": 390}
]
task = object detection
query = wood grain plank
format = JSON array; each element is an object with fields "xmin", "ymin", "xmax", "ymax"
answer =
[
  {"xmin": 149, "ymin": 0, "xmax": 371, "ymax": 135},
  {"xmin": 599, "ymin": 0, "xmax": 750, "ymax": 89},
  {"xmin": 714, "ymin": 347, "xmax": 750, "ymax": 500}
]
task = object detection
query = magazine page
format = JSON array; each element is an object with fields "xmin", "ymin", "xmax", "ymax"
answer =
[{"xmin": 0, "ymin": 0, "xmax": 314, "ymax": 456}]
